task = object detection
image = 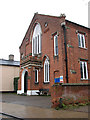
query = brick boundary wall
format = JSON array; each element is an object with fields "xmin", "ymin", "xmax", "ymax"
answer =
[{"xmin": 51, "ymin": 83, "xmax": 90, "ymax": 108}]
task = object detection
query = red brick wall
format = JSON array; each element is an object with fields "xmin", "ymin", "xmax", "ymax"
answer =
[
  {"xmin": 66, "ymin": 21, "xmax": 89, "ymax": 83},
  {"xmin": 88, "ymin": 29, "xmax": 90, "ymax": 81},
  {"xmin": 18, "ymin": 14, "xmax": 90, "ymax": 93},
  {"xmin": 51, "ymin": 84, "xmax": 90, "ymax": 107}
]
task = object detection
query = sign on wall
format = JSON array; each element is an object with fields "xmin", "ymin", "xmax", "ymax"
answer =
[
  {"xmin": 60, "ymin": 76, "xmax": 63, "ymax": 83},
  {"xmin": 54, "ymin": 76, "xmax": 63, "ymax": 83}
]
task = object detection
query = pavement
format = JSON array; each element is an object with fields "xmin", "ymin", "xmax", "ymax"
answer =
[
  {"xmin": 1, "ymin": 102, "xmax": 89, "ymax": 119},
  {"xmin": 0, "ymin": 93, "xmax": 89, "ymax": 119}
]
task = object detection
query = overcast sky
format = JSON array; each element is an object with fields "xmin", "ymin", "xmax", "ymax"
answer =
[{"xmin": 0, "ymin": 0, "xmax": 89, "ymax": 61}]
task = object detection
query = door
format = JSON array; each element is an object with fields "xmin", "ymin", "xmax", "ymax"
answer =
[{"xmin": 24, "ymin": 71, "xmax": 28, "ymax": 93}]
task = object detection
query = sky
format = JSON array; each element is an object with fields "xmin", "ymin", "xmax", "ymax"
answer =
[{"xmin": 0, "ymin": 0, "xmax": 89, "ymax": 61}]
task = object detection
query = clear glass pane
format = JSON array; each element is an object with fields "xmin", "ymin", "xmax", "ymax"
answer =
[
  {"xmin": 80, "ymin": 62, "xmax": 83, "ymax": 79},
  {"xmin": 78, "ymin": 34, "xmax": 81, "ymax": 47},
  {"xmin": 81, "ymin": 35, "xmax": 84, "ymax": 47}
]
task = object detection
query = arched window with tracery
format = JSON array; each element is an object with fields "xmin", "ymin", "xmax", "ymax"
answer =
[
  {"xmin": 32, "ymin": 23, "xmax": 42, "ymax": 56},
  {"xmin": 44, "ymin": 58, "xmax": 49, "ymax": 83}
]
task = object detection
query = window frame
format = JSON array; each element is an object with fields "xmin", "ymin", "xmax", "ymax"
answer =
[
  {"xmin": 80, "ymin": 61, "xmax": 88, "ymax": 80},
  {"xmin": 35, "ymin": 69, "xmax": 38, "ymax": 83},
  {"xmin": 78, "ymin": 33, "xmax": 86, "ymax": 49},
  {"xmin": 54, "ymin": 34, "xmax": 58, "ymax": 56},
  {"xmin": 44, "ymin": 59, "xmax": 50, "ymax": 83},
  {"xmin": 32, "ymin": 23, "xmax": 42, "ymax": 56}
]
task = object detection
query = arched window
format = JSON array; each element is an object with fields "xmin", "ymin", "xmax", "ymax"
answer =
[
  {"xmin": 44, "ymin": 58, "xmax": 49, "ymax": 83},
  {"xmin": 32, "ymin": 23, "xmax": 42, "ymax": 56}
]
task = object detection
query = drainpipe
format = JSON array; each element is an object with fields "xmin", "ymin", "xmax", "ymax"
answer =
[{"xmin": 61, "ymin": 22, "xmax": 68, "ymax": 83}]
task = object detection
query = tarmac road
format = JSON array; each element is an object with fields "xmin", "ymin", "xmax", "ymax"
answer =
[{"xmin": 1, "ymin": 93, "xmax": 52, "ymax": 108}]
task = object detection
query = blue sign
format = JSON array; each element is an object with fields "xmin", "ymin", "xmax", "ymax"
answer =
[{"xmin": 54, "ymin": 77, "xmax": 60, "ymax": 83}]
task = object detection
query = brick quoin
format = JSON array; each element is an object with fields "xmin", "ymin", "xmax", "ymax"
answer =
[{"xmin": 17, "ymin": 13, "xmax": 90, "ymax": 95}]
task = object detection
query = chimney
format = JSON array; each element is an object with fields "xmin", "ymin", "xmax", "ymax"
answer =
[
  {"xmin": 60, "ymin": 13, "xmax": 66, "ymax": 18},
  {"xmin": 9, "ymin": 54, "xmax": 14, "ymax": 61},
  {"xmin": 60, "ymin": 13, "xmax": 66, "ymax": 26}
]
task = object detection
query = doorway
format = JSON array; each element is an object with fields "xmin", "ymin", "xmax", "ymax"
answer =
[{"xmin": 24, "ymin": 71, "xmax": 28, "ymax": 93}]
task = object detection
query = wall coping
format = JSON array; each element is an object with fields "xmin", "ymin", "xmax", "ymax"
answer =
[
  {"xmin": 52, "ymin": 83, "xmax": 90, "ymax": 87},
  {"xmin": 62, "ymin": 83, "xmax": 90, "ymax": 86}
]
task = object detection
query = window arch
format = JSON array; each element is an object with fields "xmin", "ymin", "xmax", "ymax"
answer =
[
  {"xmin": 44, "ymin": 58, "xmax": 49, "ymax": 83},
  {"xmin": 32, "ymin": 23, "xmax": 42, "ymax": 56}
]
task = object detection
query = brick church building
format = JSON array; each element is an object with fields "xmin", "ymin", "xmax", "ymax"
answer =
[{"xmin": 17, "ymin": 13, "xmax": 90, "ymax": 95}]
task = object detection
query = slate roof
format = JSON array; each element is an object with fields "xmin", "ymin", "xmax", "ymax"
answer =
[{"xmin": 0, "ymin": 59, "xmax": 20, "ymax": 67}]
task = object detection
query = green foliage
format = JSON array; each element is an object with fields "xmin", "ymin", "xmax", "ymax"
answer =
[
  {"xmin": 54, "ymin": 96, "xmax": 90, "ymax": 110},
  {"xmin": 87, "ymin": 102, "xmax": 90, "ymax": 105},
  {"xmin": 55, "ymin": 106, "xmax": 60, "ymax": 110},
  {"xmin": 78, "ymin": 103, "xmax": 86, "ymax": 106}
]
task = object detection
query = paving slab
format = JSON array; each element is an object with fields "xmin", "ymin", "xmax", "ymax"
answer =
[{"xmin": 1, "ymin": 102, "xmax": 88, "ymax": 119}]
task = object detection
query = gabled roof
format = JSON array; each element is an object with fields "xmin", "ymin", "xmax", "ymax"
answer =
[{"xmin": 0, "ymin": 59, "xmax": 20, "ymax": 67}]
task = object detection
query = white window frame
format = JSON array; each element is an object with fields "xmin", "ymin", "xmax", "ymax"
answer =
[
  {"xmin": 54, "ymin": 34, "xmax": 58, "ymax": 56},
  {"xmin": 44, "ymin": 59, "xmax": 49, "ymax": 83},
  {"xmin": 35, "ymin": 69, "xmax": 38, "ymax": 83},
  {"xmin": 32, "ymin": 23, "xmax": 42, "ymax": 56},
  {"xmin": 39, "ymin": 33, "xmax": 41, "ymax": 54},
  {"xmin": 80, "ymin": 61, "xmax": 88, "ymax": 80},
  {"xmin": 78, "ymin": 33, "xmax": 86, "ymax": 48}
]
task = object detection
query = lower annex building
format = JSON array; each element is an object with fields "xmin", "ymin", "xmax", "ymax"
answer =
[
  {"xmin": 17, "ymin": 13, "xmax": 90, "ymax": 95},
  {"xmin": 0, "ymin": 55, "xmax": 20, "ymax": 92}
]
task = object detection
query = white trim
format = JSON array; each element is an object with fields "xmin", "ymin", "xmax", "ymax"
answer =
[
  {"xmin": 32, "ymin": 23, "xmax": 42, "ymax": 56},
  {"xmin": 17, "ymin": 69, "xmax": 28, "ymax": 94},
  {"xmin": 32, "ymin": 38, "xmax": 34, "ymax": 56},
  {"xmin": 54, "ymin": 34, "xmax": 58, "ymax": 56},
  {"xmin": 21, "ymin": 63, "xmax": 42, "ymax": 68},
  {"xmin": 80, "ymin": 61, "xmax": 88, "ymax": 80},
  {"xmin": 39, "ymin": 33, "xmax": 41, "ymax": 53},
  {"xmin": 17, "ymin": 90, "xmax": 23, "ymax": 94},
  {"xmin": 78, "ymin": 33, "xmax": 86, "ymax": 49},
  {"xmin": 27, "ymin": 90, "xmax": 39, "ymax": 95},
  {"xmin": 54, "ymin": 35, "xmax": 56, "ymax": 56},
  {"xmin": 85, "ymin": 62, "xmax": 88, "ymax": 79},
  {"xmin": 17, "ymin": 90, "xmax": 40, "ymax": 95},
  {"xmin": 35, "ymin": 69, "xmax": 38, "ymax": 83}
]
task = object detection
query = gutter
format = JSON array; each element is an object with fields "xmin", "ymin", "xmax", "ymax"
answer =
[{"xmin": 61, "ymin": 22, "xmax": 68, "ymax": 83}]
